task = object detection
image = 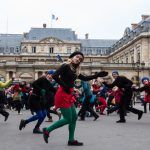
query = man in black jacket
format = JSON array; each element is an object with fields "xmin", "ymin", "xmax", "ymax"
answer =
[
  {"xmin": 103, "ymin": 71, "xmax": 143, "ymax": 123},
  {"xmin": 19, "ymin": 70, "xmax": 57, "ymax": 133}
]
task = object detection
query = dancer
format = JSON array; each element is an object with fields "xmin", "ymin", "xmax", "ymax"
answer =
[
  {"xmin": 78, "ymin": 80, "xmax": 99, "ymax": 120},
  {"xmin": 42, "ymin": 51, "xmax": 108, "ymax": 145},
  {"xmin": 12, "ymin": 87, "xmax": 23, "ymax": 115},
  {"xmin": 107, "ymin": 86, "xmax": 123, "ymax": 115},
  {"xmin": 101, "ymin": 71, "xmax": 143, "ymax": 123},
  {"xmin": 132, "ymin": 77, "xmax": 150, "ymax": 113},
  {"xmin": 44, "ymin": 70, "xmax": 61, "ymax": 122},
  {"xmin": 19, "ymin": 71, "xmax": 57, "ymax": 134},
  {"xmin": 0, "ymin": 78, "xmax": 14, "ymax": 121},
  {"xmin": 96, "ymin": 83, "xmax": 107, "ymax": 115}
]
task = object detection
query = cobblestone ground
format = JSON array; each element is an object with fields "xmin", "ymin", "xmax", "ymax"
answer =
[{"xmin": 0, "ymin": 104, "xmax": 150, "ymax": 150}]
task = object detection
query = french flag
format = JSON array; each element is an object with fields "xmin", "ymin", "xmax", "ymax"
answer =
[{"xmin": 52, "ymin": 14, "xmax": 58, "ymax": 21}]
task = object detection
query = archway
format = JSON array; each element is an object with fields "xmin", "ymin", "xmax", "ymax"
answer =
[{"xmin": 19, "ymin": 73, "xmax": 34, "ymax": 83}]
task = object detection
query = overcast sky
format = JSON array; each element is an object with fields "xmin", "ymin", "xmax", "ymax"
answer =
[{"xmin": 0, "ymin": 0, "xmax": 150, "ymax": 39}]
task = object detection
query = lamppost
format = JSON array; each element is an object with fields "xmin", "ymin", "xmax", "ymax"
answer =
[{"xmin": 132, "ymin": 61, "xmax": 145, "ymax": 87}]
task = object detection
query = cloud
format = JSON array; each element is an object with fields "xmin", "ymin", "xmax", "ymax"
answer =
[{"xmin": 0, "ymin": 0, "xmax": 150, "ymax": 39}]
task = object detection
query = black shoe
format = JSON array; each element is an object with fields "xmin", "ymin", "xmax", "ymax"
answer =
[
  {"xmin": 93, "ymin": 115, "xmax": 99, "ymax": 121},
  {"xmin": 116, "ymin": 119, "xmax": 126, "ymax": 123},
  {"xmin": 106, "ymin": 109, "xmax": 110, "ymax": 115},
  {"xmin": 43, "ymin": 128, "xmax": 49, "ymax": 144},
  {"xmin": 31, "ymin": 111, "xmax": 34, "ymax": 115},
  {"xmin": 45, "ymin": 118, "xmax": 53, "ymax": 122},
  {"xmin": 19, "ymin": 119, "xmax": 26, "ymax": 130},
  {"xmin": 138, "ymin": 111, "xmax": 143, "ymax": 120},
  {"xmin": 4, "ymin": 113, "xmax": 9, "ymax": 122},
  {"xmin": 33, "ymin": 128, "xmax": 43, "ymax": 134},
  {"xmin": 68, "ymin": 140, "xmax": 83, "ymax": 146}
]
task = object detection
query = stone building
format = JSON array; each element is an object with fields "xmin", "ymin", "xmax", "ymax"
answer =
[
  {"xmin": 0, "ymin": 25, "xmax": 115, "ymax": 82},
  {"xmin": 107, "ymin": 15, "xmax": 150, "ymax": 83},
  {"xmin": 0, "ymin": 15, "xmax": 150, "ymax": 83}
]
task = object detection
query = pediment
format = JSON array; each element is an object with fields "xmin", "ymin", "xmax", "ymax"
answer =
[
  {"xmin": 39, "ymin": 37, "xmax": 64, "ymax": 44},
  {"xmin": 20, "ymin": 73, "xmax": 33, "ymax": 78}
]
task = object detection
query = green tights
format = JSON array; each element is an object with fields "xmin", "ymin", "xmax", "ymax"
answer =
[{"xmin": 46, "ymin": 105, "xmax": 78, "ymax": 141}]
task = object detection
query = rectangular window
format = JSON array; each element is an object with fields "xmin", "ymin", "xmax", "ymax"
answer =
[
  {"xmin": 126, "ymin": 57, "xmax": 128, "ymax": 63},
  {"xmin": 0, "ymin": 47, "xmax": 4, "ymax": 53},
  {"xmin": 10, "ymin": 47, "xmax": 14, "ymax": 53},
  {"xmin": 67, "ymin": 47, "xmax": 71, "ymax": 54},
  {"xmin": 97, "ymin": 49, "xmax": 99, "ymax": 54},
  {"xmin": 131, "ymin": 56, "xmax": 134, "ymax": 63},
  {"xmin": 90, "ymin": 50, "xmax": 92, "ymax": 55},
  {"xmin": 137, "ymin": 52, "xmax": 140, "ymax": 62},
  {"xmin": 5, "ymin": 46, "xmax": 10, "ymax": 53},
  {"xmin": 49, "ymin": 47, "xmax": 54, "ymax": 53},
  {"xmin": 87, "ymin": 49, "xmax": 90, "ymax": 55},
  {"xmin": 32, "ymin": 46, "xmax": 36, "ymax": 53}
]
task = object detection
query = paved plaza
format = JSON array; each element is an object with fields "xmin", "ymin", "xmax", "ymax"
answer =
[{"xmin": 0, "ymin": 104, "xmax": 150, "ymax": 150}]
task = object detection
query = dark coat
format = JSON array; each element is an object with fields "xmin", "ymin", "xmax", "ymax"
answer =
[{"xmin": 28, "ymin": 77, "xmax": 56, "ymax": 111}]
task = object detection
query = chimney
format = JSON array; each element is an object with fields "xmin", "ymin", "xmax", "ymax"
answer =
[
  {"xmin": 141, "ymin": 15, "xmax": 150, "ymax": 20},
  {"xmin": 23, "ymin": 32, "xmax": 28, "ymax": 38},
  {"xmin": 85, "ymin": 33, "xmax": 89, "ymax": 39},
  {"xmin": 43, "ymin": 23, "xmax": 47, "ymax": 28},
  {"xmin": 131, "ymin": 23, "xmax": 138, "ymax": 30}
]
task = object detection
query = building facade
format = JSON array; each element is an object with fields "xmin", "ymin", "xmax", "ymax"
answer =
[{"xmin": 0, "ymin": 15, "xmax": 150, "ymax": 83}]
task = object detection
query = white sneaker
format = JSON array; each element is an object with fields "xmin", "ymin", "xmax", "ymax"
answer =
[{"xmin": 18, "ymin": 112, "xmax": 22, "ymax": 115}]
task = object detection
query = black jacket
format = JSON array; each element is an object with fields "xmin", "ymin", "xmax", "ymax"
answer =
[
  {"xmin": 104, "ymin": 76, "xmax": 133, "ymax": 92},
  {"xmin": 32, "ymin": 76, "xmax": 56, "ymax": 96}
]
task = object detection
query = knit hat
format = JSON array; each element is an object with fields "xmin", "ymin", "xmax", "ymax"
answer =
[
  {"xmin": 69, "ymin": 51, "xmax": 84, "ymax": 60},
  {"xmin": 47, "ymin": 70, "xmax": 55, "ymax": 75},
  {"xmin": 112, "ymin": 70, "xmax": 119, "ymax": 75},
  {"xmin": 141, "ymin": 77, "xmax": 149, "ymax": 83}
]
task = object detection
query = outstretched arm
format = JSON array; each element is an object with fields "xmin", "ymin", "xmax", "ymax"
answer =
[
  {"xmin": 78, "ymin": 71, "xmax": 108, "ymax": 81},
  {"xmin": 0, "ymin": 79, "xmax": 13, "ymax": 88},
  {"xmin": 132, "ymin": 86, "xmax": 148, "ymax": 92}
]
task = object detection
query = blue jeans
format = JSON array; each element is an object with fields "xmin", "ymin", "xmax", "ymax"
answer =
[{"xmin": 26, "ymin": 109, "xmax": 47, "ymax": 129}]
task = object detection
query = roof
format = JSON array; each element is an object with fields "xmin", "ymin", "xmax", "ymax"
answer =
[
  {"xmin": 25, "ymin": 28, "xmax": 77, "ymax": 41},
  {"xmin": 78, "ymin": 39, "xmax": 117, "ymax": 47},
  {"xmin": 0, "ymin": 34, "xmax": 23, "ymax": 47},
  {"xmin": 109, "ymin": 16, "xmax": 150, "ymax": 53}
]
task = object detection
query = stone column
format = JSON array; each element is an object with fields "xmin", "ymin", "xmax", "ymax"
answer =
[
  {"xmin": 42, "ymin": 71, "xmax": 45, "ymax": 76},
  {"xmin": 35, "ymin": 71, "xmax": 38, "ymax": 80},
  {"xmin": 133, "ymin": 46, "xmax": 137, "ymax": 63},
  {"xmin": 141, "ymin": 38, "xmax": 149, "ymax": 66},
  {"xmin": 13, "ymin": 72, "xmax": 16, "ymax": 78},
  {"xmin": 6, "ymin": 72, "xmax": 9, "ymax": 81}
]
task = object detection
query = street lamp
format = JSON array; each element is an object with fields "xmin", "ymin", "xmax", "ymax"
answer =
[{"xmin": 132, "ymin": 61, "xmax": 145, "ymax": 87}]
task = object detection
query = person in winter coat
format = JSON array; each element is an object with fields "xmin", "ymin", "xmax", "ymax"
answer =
[
  {"xmin": 101, "ymin": 71, "xmax": 143, "ymax": 123},
  {"xmin": 19, "ymin": 71, "xmax": 56, "ymax": 134},
  {"xmin": 0, "ymin": 78, "xmax": 14, "ymax": 121},
  {"xmin": 132, "ymin": 77, "xmax": 150, "ymax": 113},
  {"xmin": 78, "ymin": 80, "xmax": 99, "ymax": 121},
  {"xmin": 42, "ymin": 51, "xmax": 108, "ymax": 146}
]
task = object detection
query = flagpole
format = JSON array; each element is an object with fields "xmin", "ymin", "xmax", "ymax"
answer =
[
  {"xmin": 51, "ymin": 14, "xmax": 52, "ymax": 28},
  {"xmin": 6, "ymin": 16, "xmax": 8, "ymax": 34}
]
